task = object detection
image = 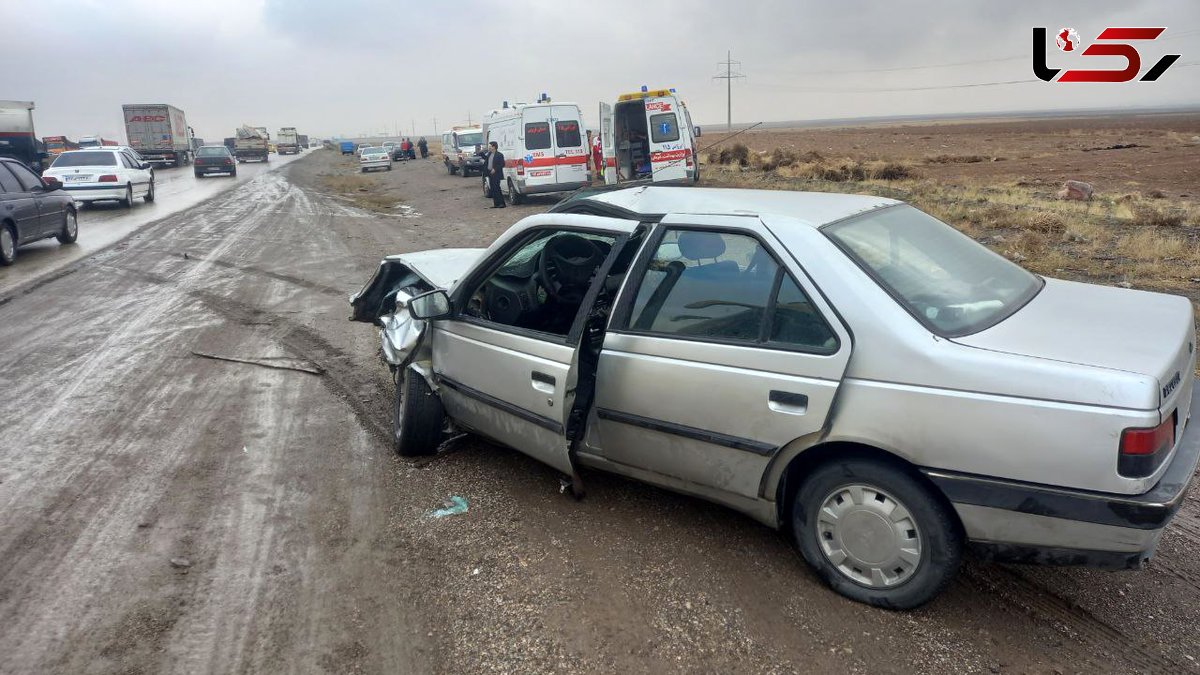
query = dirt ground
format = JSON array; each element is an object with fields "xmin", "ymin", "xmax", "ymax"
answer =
[
  {"xmin": 3, "ymin": 144, "xmax": 1200, "ymax": 674},
  {"xmin": 725, "ymin": 112, "xmax": 1200, "ymax": 201}
]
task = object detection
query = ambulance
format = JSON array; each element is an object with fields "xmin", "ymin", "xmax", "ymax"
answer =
[
  {"xmin": 600, "ymin": 87, "xmax": 701, "ymax": 186},
  {"xmin": 440, "ymin": 125, "xmax": 485, "ymax": 176},
  {"xmin": 481, "ymin": 97, "xmax": 590, "ymax": 204}
]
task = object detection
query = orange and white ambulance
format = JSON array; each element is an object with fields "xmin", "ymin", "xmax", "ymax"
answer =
[
  {"xmin": 599, "ymin": 87, "xmax": 701, "ymax": 186},
  {"xmin": 482, "ymin": 97, "xmax": 590, "ymax": 204}
]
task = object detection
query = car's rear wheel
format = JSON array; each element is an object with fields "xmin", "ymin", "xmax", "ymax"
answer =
[
  {"xmin": 509, "ymin": 179, "xmax": 524, "ymax": 205},
  {"xmin": 0, "ymin": 223, "xmax": 16, "ymax": 266},
  {"xmin": 393, "ymin": 365, "xmax": 444, "ymax": 456},
  {"xmin": 792, "ymin": 457, "xmax": 962, "ymax": 610},
  {"xmin": 144, "ymin": 179, "xmax": 155, "ymax": 202},
  {"xmin": 57, "ymin": 209, "xmax": 77, "ymax": 244},
  {"xmin": 120, "ymin": 185, "xmax": 133, "ymax": 208}
]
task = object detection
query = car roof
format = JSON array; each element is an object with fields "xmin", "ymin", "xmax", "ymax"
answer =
[{"xmin": 573, "ymin": 186, "xmax": 900, "ymax": 228}]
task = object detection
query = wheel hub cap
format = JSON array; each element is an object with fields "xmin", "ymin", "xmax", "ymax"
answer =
[
  {"xmin": 1, "ymin": 230, "xmax": 12, "ymax": 258},
  {"xmin": 67, "ymin": 213, "xmax": 77, "ymax": 236},
  {"xmin": 817, "ymin": 484, "xmax": 922, "ymax": 588}
]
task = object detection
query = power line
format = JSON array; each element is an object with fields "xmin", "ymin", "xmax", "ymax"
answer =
[
  {"xmin": 756, "ymin": 78, "xmax": 1040, "ymax": 94},
  {"xmin": 713, "ymin": 50, "xmax": 746, "ymax": 131}
]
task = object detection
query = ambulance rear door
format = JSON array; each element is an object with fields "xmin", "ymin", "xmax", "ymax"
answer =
[
  {"xmin": 551, "ymin": 105, "xmax": 587, "ymax": 186},
  {"xmin": 521, "ymin": 106, "xmax": 554, "ymax": 190},
  {"xmin": 599, "ymin": 101, "xmax": 616, "ymax": 185},
  {"xmin": 645, "ymin": 96, "xmax": 688, "ymax": 183}
]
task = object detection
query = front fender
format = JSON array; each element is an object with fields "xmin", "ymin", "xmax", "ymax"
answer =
[{"xmin": 379, "ymin": 290, "xmax": 428, "ymax": 367}]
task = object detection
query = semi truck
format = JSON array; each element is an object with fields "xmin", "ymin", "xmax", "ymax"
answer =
[
  {"xmin": 122, "ymin": 103, "xmax": 192, "ymax": 166},
  {"xmin": 43, "ymin": 135, "xmax": 80, "ymax": 157},
  {"xmin": 276, "ymin": 127, "xmax": 300, "ymax": 155},
  {"xmin": 234, "ymin": 125, "xmax": 269, "ymax": 163},
  {"xmin": 0, "ymin": 101, "xmax": 48, "ymax": 171},
  {"xmin": 298, "ymin": 134, "xmax": 309, "ymax": 149}
]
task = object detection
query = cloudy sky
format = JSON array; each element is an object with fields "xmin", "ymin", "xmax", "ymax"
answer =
[{"xmin": 6, "ymin": 0, "xmax": 1199, "ymax": 142}]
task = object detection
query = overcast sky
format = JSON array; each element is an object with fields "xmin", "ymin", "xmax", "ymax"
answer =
[{"xmin": 6, "ymin": 0, "xmax": 1199, "ymax": 142}]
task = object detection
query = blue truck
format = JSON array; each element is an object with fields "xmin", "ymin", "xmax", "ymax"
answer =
[{"xmin": 340, "ymin": 140, "xmax": 356, "ymax": 155}]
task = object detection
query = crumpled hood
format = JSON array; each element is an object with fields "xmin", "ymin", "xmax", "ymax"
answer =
[{"xmin": 387, "ymin": 248, "xmax": 485, "ymax": 290}]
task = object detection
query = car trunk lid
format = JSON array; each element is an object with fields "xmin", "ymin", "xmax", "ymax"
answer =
[{"xmin": 955, "ymin": 277, "xmax": 1196, "ymax": 414}]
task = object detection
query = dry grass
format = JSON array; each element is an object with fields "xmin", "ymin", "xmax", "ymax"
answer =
[
  {"xmin": 318, "ymin": 168, "xmax": 402, "ymax": 212},
  {"xmin": 925, "ymin": 154, "xmax": 988, "ymax": 164}
]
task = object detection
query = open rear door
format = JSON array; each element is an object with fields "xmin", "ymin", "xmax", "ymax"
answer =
[{"xmin": 600, "ymin": 102, "xmax": 616, "ymax": 185}]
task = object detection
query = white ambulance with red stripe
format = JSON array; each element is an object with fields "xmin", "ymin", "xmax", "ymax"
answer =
[
  {"xmin": 600, "ymin": 87, "xmax": 701, "ymax": 186},
  {"xmin": 482, "ymin": 98, "xmax": 590, "ymax": 204}
]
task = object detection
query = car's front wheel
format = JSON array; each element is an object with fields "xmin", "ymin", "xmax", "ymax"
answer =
[
  {"xmin": 57, "ymin": 209, "xmax": 78, "ymax": 244},
  {"xmin": 792, "ymin": 457, "xmax": 962, "ymax": 610},
  {"xmin": 392, "ymin": 365, "xmax": 444, "ymax": 456}
]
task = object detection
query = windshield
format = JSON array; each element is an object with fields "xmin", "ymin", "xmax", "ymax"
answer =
[
  {"xmin": 197, "ymin": 147, "xmax": 228, "ymax": 156},
  {"xmin": 362, "ymin": 148, "xmax": 386, "ymax": 156},
  {"xmin": 455, "ymin": 132, "xmax": 482, "ymax": 146},
  {"xmin": 824, "ymin": 204, "xmax": 1041, "ymax": 336},
  {"xmin": 52, "ymin": 151, "xmax": 117, "ymax": 167}
]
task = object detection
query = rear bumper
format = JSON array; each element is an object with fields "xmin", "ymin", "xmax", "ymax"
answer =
[
  {"xmin": 924, "ymin": 381, "xmax": 1200, "ymax": 568},
  {"xmin": 360, "ymin": 160, "xmax": 391, "ymax": 170},
  {"xmin": 60, "ymin": 185, "xmax": 128, "ymax": 201}
]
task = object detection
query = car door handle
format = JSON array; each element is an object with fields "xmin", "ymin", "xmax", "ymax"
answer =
[
  {"xmin": 531, "ymin": 371, "xmax": 556, "ymax": 394},
  {"xmin": 768, "ymin": 390, "xmax": 808, "ymax": 415}
]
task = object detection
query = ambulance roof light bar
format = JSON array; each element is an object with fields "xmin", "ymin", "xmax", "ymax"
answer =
[{"xmin": 617, "ymin": 87, "xmax": 676, "ymax": 101}]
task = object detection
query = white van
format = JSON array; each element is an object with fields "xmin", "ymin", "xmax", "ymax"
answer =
[
  {"xmin": 440, "ymin": 126, "xmax": 485, "ymax": 176},
  {"xmin": 600, "ymin": 87, "xmax": 701, "ymax": 186},
  {"xmin": 482, "ymin": 100, "xmax": 590, "ymax": 204}
]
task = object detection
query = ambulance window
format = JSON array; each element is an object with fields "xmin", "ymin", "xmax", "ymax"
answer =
[
  {"xmin": 650, "ymin": 113, "xmax": 680, "ymax": 143},
  {"xmin": 525, "ymin": 123, "xmax": 551, "ymax": 150},
  {"xmin": 555, "ymin": 120, "xmax": 581, "ymax": 147}
]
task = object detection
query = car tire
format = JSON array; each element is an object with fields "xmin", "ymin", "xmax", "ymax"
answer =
[
  {"xmin": 482, "ymin": 176, "xmax": 490, "ymax": 199},
  {"xmin": 231, "ymin": 169, "xmax": 237, "ymax": 177},
  {"xmin": 387, "ymin": 165, "xmax": 392, "ymax": 171},
  {"xmin": 194, "ymin": 171, "xmax": 203, "ymax": 178},
  {"xmin": 120, "ymin": 185, "xmax": 133, "ymax": 208},
  {"xmin": 144, "ymin": 179, "xmax": 155, "ymax": 202},
  {"xmin": 509, "ymin": 179, "xmax": 524, "ymax": 205},
  {"xmin": 392, "ymin": 365, "xmax": 444, "ymax": 456},
  {"xmin": 0, "ymin": 223, "xmax": 16, "ymax": 266},
  {"xmin": 792, "ymin": 457, "xmax": 962, "ymax": 610},
  {"xmin": 56, "ymin": 209, "xmax": 78, "ymax": 244}
]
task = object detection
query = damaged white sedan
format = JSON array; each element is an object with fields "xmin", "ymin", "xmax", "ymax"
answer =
[{"xmin": 350, "ymin": 186, "xmax": 1199, "ymax": 609}]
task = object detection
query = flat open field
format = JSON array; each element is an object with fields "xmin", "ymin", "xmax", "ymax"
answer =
[{"xmin": 720, "ymin": 113, "xmax": 1200, "ymax": 199}]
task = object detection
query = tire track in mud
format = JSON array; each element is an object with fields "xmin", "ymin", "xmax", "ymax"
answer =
[{"xmin": 961, "ymin": 564, "xmax": 1186, "ymax": 672}]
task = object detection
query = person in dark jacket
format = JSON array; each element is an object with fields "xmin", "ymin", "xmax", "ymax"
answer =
[
  {"xmin": 485, "ymin": 141, "xmax": 505, "ymax": 208},
  {"xmin": 417, "ymin": 137, "xmax": 428, "ymax": 158}
]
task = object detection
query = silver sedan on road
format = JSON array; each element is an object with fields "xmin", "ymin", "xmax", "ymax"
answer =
[{"xmin": 350, "ymin": 186, "xmax": 1199, "ymax": 609}]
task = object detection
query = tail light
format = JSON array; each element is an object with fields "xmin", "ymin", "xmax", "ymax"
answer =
[
  {"xmin": 1119, "ymin": 411, "xmax": 1176, "ymax": 477},
  {"xmin": 516, "ymin": 161, "xmax": 524, "ymax": 176},
  {"xmin": 98, "ymin": 174, "xmax": 118, "ymax": 182},
  {"xmin": 224, "ymin": 158, "xmax": 232, "ymax": 165}
]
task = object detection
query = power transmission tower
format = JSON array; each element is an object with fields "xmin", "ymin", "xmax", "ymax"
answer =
[
  {"xmin": 712, "ymin": 50, "xmax": 746, "ymax": 131},
  {"xmin": 466, "ymin": 110, "xmax": 473, "ymax": 125}
]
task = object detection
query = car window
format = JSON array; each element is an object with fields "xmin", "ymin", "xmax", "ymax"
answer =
[
  {"xmin": 462, "ymin": 228, "xmax": 616, "ymax": 338},
  {"xmin": 555, "ymin": 120, "xmax": 581, "ymax": 148},
  {"xmin": 770, "ymin": 274, "xmax": 838, "ymax": 351},
  {"xmin": 525, "ymin": 123, "xmax": 551, "ymax": 150},
  {"xmin": 118, "ymin": 153, "xmax": 136, "ymax": 169},
  {"xmin": 824, "ymin": 204, "xmax": 1041, "ymax": 336},
  {"xmin": 0, "ymin": 164, "xmax": 25, "ymax": 193},
  {"xmin": 7, "ymin": 162, "xmax": 45, "ymax": 191},
  {"xmin": 52, "ymin": 151, "xmax": 117, "ymax": 168},
  {"xmin": 629, "ymin": 230, "xmax": 779, "ymax": 341},
  {"xmin": 650, "ymin": 113, "xmax": 680, "ymax": 143},
  {"xmin": 197, "ymin": 147, "xmax": 227, "ymax": 157}
]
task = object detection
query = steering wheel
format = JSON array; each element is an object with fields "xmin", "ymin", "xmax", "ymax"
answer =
[{"xmin": 537, "ymin": 234, "xmax": 604, "ymax": 303}]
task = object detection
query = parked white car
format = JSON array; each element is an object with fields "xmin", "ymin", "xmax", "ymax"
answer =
[
  {"xmin": 359, "ymin": 147, "xmax": 392, "ymax": 173},
  {"xmin": 351, "ymin": 186, "xmax": 1198, "ymax": 609},
  {"xmin": 43, "ymin": 149, "xmax": 155, "ymax": 206}
]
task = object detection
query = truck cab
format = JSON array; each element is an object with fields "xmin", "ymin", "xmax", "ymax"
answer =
[
  {"xmin": 600, "ymin": 87, "xmax": 700, "ymax": 186},
  {"xmin": 441, "ymin": 126, "xmax": 484, "ymax": 176}
]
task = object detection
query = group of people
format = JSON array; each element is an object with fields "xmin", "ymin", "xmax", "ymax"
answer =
[{"xmin": 394, "ymin": 137, "xmax": 429, "ymax": 160}]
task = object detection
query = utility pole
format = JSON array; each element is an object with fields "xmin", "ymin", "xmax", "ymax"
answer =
[
  {"xmin": 712, "ymin": 50, "xmax": 746, "ymax": 132},
  {"xmin": 432, "ymin": 117, "xmax": 438, "ymax": 134},
  {"xmin": 466, "ymin": 110, "xmax": 472, "ymax": 125},
  {"xmin": 411, "ymin": 119, "xmax": 416, "ymax": 136}
]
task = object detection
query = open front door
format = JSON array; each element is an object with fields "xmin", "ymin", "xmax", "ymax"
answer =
[{"xmin": 600, "ymin": 102, "xmax": 616, "ymax": 185}]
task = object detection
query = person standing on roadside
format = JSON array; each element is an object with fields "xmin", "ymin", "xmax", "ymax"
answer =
[
  {"xmin": 417, "ymin": 136, "xmax": 428, "ymax": 158},
  {"xmin": 486, "ymin": 141, "xmax": 506, "ymax": 208},
  {"xmin": 591, "ymin": 132, "xmax": 604, "ymax": 182}
]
